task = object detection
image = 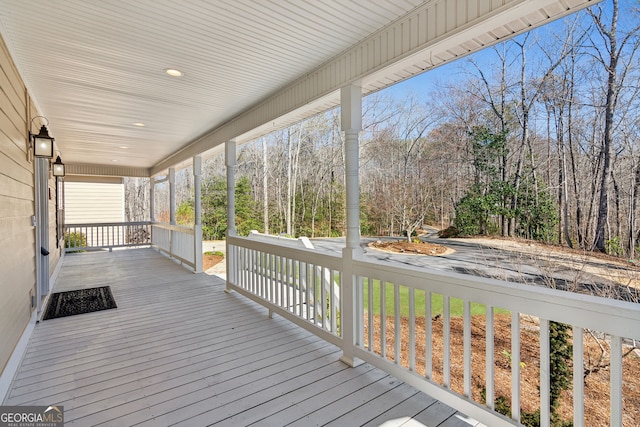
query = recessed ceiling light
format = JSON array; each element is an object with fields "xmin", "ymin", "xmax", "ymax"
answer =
[
  {"xmin": 165, "ymin": 68, "xmax": 183, "ymax": 77},
  {"xmin": 112, "ymin": 159, "xmax": 119, "ymax": 162},
  {"xmin": 120, "ymin": 146, "xmax": 128, "ymax": 149},
  {"xmin": 133, "ymin": 122, "xmax": 145, "ymax": 127}
]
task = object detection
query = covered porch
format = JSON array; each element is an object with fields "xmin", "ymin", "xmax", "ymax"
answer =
[
  {"xmin": 2, "ymin": 1, "xmax": 636, "ymax": 426},
  {"xmin": 4, "ymin": 248, "xmax": 471, "ymax": 427}
]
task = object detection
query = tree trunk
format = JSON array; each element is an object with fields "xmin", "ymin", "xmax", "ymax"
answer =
[
  {"xmin": 612, "ymin": 171, "xmax": 621, "ymax": 243},
  {"xmin": 561, "ymin": 147, "xmax": 572, "ymax": 248},
  {"xmin": 557, "ymin": 123, "xmax": 565, "ymax": 246},
  {"xmin": 629, "ymin": 161, "xmax": 640, "ymax": 258},
  {"xmin": 567, "ymin": 49, "xmax": 582, "ymax": 248},
  {"xmin": 592, "ymin": 0, "xmax": 620, "ymax": 252}
]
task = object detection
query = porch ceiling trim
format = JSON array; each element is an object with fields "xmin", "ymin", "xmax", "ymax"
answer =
[
  {"xmin": 66, "ymin": 163, "xmax": 151, "ymax": 178},
  {"xmin": 151, "ymin": 0, "xmax": 600, "ymax": 175}
]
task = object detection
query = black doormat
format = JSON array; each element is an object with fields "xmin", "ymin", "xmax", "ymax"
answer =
[{"xmin": 43, "ymin": 286, "xmax": 117, "ymax": 320}]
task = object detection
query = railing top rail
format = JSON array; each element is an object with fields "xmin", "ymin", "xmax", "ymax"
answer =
[
  {"xmin": 151, "ymin": 221, "xmax": 195, "ymax": 234},
  {"xmin": 247, "ymin": 230, "xmax": 315, "ymax": 249},
  {"xmin": 228, "ymin": 235, "xmax": 640, "ymax": 339},
  {"xmin": 65, "ymin": 221, "xmax": 151, "ymax": 227},
  {"xmin": 228, "ymin": 235, "xmax": 342, "ymax": 270},
  {"xmin": 353, "ymin": 257, "xmax": 640, "ymax": 340}
]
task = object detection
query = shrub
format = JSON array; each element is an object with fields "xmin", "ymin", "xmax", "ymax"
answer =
[
  {"xmin": 480, "ymin": 322, "xmax": 573, "ymax": 427},
  {"xmin": 606, "ymin": 236, "xmax": 623, "ymax": 257},
  {"xmin": 65, "ymin": 231, "xmax": 87, "ymax": 251},
  {"xmin": 204, "ymin": 250, "xmax": 224, "ymax": 257},
  {"xmin": 438, "ymin": 226, "xmax": 460, "ymax": 238},
  {"xmin": 402, "ymin": 229, "xmax": 418, "ymax": 238},
  {"xmin": 549, "ymin": 322, "xmax": 572, "ymax": 414}
]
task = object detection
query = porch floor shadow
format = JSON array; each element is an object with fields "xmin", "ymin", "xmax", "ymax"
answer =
[{"xmin": 4, "ymin": 248, "xmax": 483, "ymax": 426}]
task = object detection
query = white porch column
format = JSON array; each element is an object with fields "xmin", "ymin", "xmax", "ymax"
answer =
[
  {"xmin": 149, "ymin": 178, "xmax": 155, "ymax": 222},
  {"xmin": 169, "ymin": 167, "xmax": 176, "ymax": 225},
  {"xmin": 342, "ymin": 85, "xmax": 362, "ymax": 250},
  {"xmin": 226, "ymin": 140, "xmax": 237, "ymax": 237},
  {"xmin": 225, "ymin": 140, "xmax": 237, "ymax": 291},
  {"xmin": 340, "ymin": 84, "xmax": 363, "ymax": 367},
  {"xmin": 193, "ymin": 155, "xmax": 203, "ymax": 273}
]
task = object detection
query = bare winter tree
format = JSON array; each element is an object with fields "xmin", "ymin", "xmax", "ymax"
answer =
[
  {"xmin": 590, "ymin": 0, "xmax": 640, "ymax": 252},
  {"xmin": 124, "ymin": 177, "xmax": 150, "ymax": 222},
  {"xmin": 361, "ymin": 95, "xmax": 437, "ymax": 241},
  {"xmin": 510, "ymin": 28, "xmax": 578, "ymax": 241},
  {"xmin": 538, "ymin": 16, "xmax": 590, "ymax": 247}
]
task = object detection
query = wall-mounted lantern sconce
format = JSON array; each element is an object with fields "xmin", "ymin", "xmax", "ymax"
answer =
[
  {"xmin": 52, "ymin": 155, "xmax": 65, "ymax": 177},
  {"xmin": 29, "ymin": 116, "xmax": 54, "ymax": 158}
]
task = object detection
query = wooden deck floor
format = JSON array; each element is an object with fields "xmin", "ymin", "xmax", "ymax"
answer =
[{"xmin": 4, "ymin": 249, "xmax": 481, "ymax": 427}]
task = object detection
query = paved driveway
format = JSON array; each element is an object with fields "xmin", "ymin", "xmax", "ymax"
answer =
[{"xmin": 310, "ymin": 235, "xmax": 640, "ymax": 303}]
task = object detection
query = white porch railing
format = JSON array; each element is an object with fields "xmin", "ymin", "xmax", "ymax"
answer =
[
  {"xmin": 227, "ymin": 234, "xmax": 640, "ymax": 427},
  {"xmin": 65, "ymin": 222, "xmax": 151, "ymax": 252},
  {"xmin": 151, "ymin": 222, "xmax": 202, "ymax": 272},
  {"xmin": 65, "ymin": 221, "xmax": 202, "ymax": 272},
  {"xmin": 227, "ymin": 235, "xmax": 343, "ymax": 348}
]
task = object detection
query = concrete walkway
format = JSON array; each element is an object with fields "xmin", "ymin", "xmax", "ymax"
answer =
[{"xmin": 203, "ymin": 240, "xmax": 226, "ymax": 278}]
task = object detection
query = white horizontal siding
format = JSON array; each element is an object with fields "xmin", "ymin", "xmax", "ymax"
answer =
[
  {"xmin": 0, "ymin": 33, "xmax": 35, "ymax": 377},
  {"xmin": 64, "ymin": 182, "xmax": 124, "ymax": 224}
]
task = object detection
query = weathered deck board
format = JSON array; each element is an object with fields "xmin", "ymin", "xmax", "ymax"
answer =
[{"xmin": 4, "ymin": 249, "xmax": 479, "ymax": 426}]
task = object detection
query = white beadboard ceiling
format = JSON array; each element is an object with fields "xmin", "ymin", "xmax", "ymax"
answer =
[{"xmin": 0, "ymin": 0, "xmax": 599, "ymax": 176}]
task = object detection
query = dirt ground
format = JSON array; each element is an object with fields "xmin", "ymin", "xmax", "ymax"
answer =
[{"xmin": 366, "ymin": 313, "xmax": 640, "ymax": 426}]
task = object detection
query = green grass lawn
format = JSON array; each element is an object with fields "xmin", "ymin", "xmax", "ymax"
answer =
[{"xmin": 362, "ymin": 279, "xmax": 509, "ymax": 317}]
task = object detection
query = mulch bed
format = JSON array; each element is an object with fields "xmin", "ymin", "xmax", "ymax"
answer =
[
  {"xmin": 204, "ymin": 253, "xmax": 224, "ymax": 270},
  {"xmin": 365, "ymin": 313, "xmax": 640, "ymax": 426},
  {"xmin": 369, "ymin": 240, "xmax": 448, "ymax": 255}
]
